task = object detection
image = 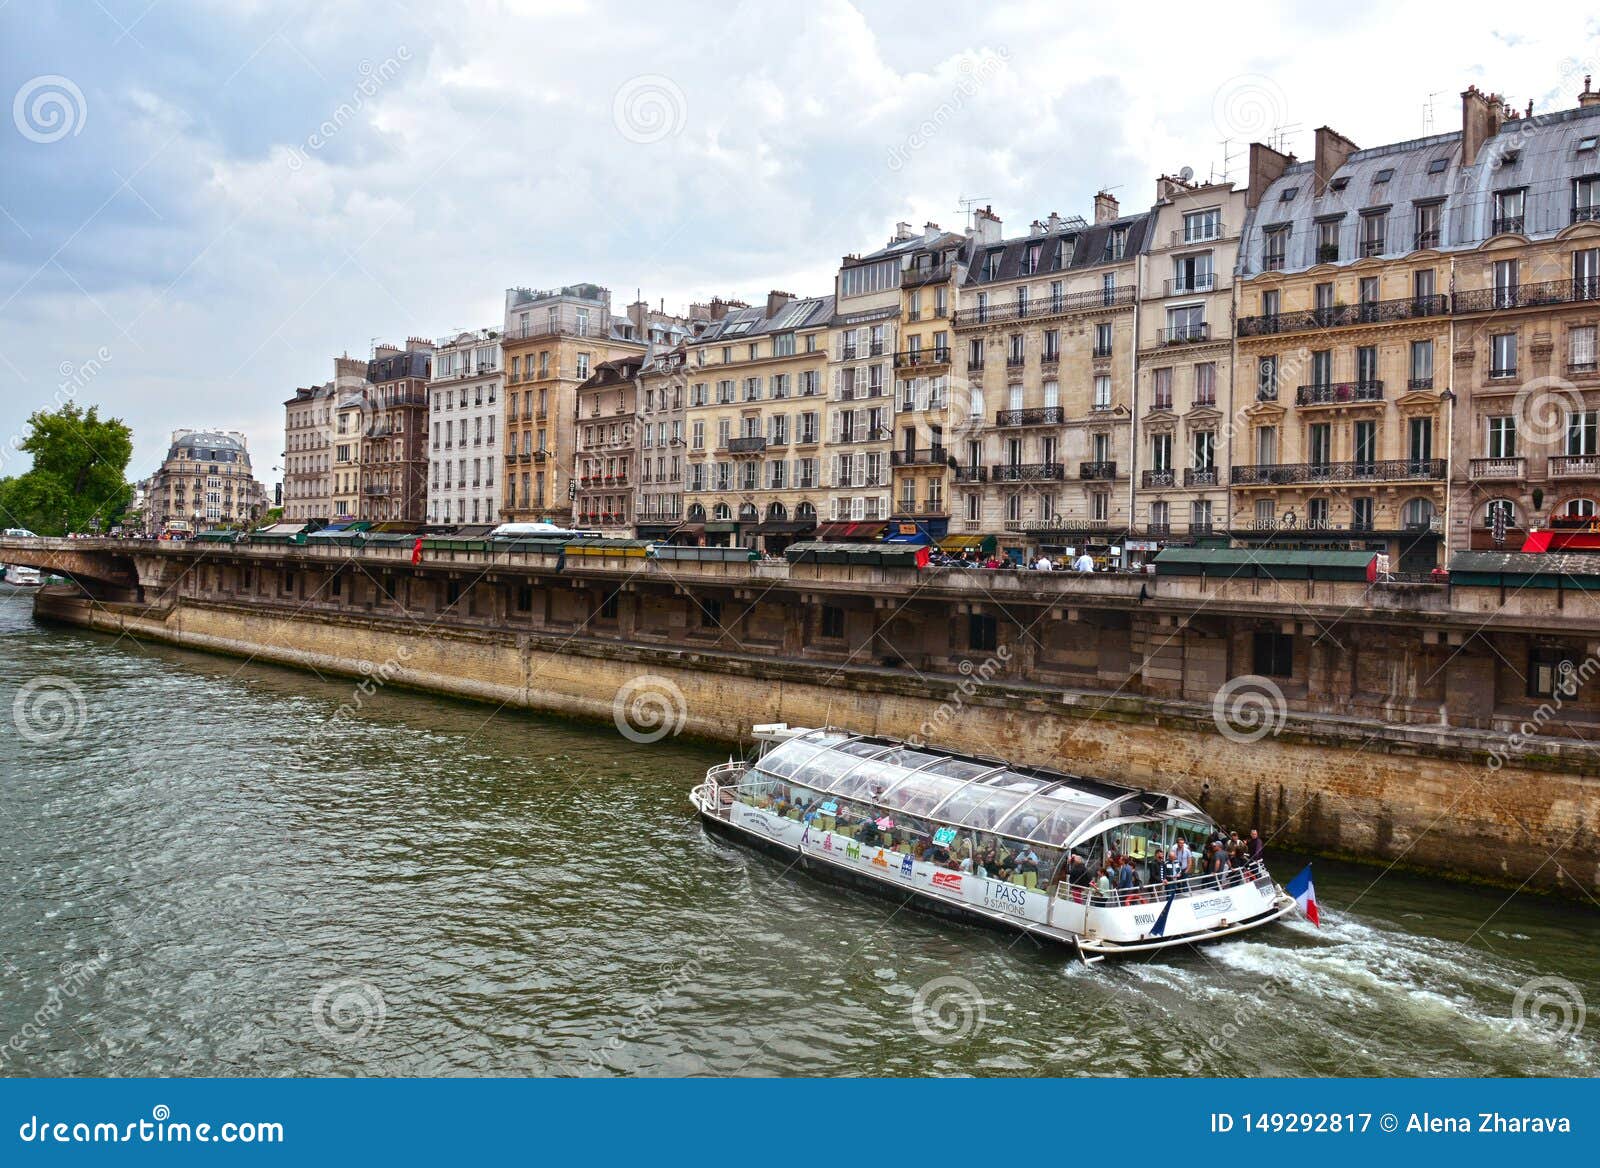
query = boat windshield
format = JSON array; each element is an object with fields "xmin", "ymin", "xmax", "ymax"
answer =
[
  {"xmin": 758, "ymin": 733, "xmax": 851, "ymax": 781},
  {"xmin": 935, "ymin": 770, "xmax": 1052, "ymax": 830}
]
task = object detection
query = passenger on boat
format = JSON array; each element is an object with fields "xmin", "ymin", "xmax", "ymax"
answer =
[
  {"xmin": 1248, "ymin": 829, "xmax": 1265, "ymax": 865},
  {"xmin": 1173, "ymin": 837, "xmax": 1192, "ymax": 873},
  {"xmin": 1014, "ymin": 845, "xmax": 1041, "ymax": 877},
  {"xmin": 1066, "ymin": 852, "xmax": 1091, "ymax": 886},
  {"xmin": 1161, "ymin": 848, "xmax": 1186, "ymax": 885},
  {"xmin": 1095, "ymin": 867, "xmax": 1114, "ymax": 897}
]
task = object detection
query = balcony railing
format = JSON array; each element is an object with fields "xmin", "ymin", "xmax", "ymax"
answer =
[
  {"xmin": 890, "ymin": 447, "xmax": 949, "ymax": 466},
  {"xmin": 1295, "ymin": 380, "xmax": 1385, "ymax": 406},
  {"xmin": 953, "ymin": 466, "xmax": 988, "ymax": 483},
  {"xmin": 1454, "ymin": 278, "xmax": 1600, "ymax": 313},
  {"xmin": 727, "ymin": 436, "xmax": 768, "ymax": 454},
  {"xmin": 893, "ymin": 349, "xmax": 951, "ymax": 368},
  {"xmin": 1079, "ymin": 461, "xmax": 1117, "ymax": 480},
  {"xmin": 1149, "ymin": 394, "xmax": 1173, "ymax": 412},
  {"xmin": 1164, "ymin": 274, "xmax": 1221, "ymax": 295},
  {"xmin": 902, "ymin": 261, "xmax": 957, "ymax": 287},
  {"xmin": 1171, "ymin": 223, "xmax": 1224, "ymax": 246},
  {"xmin": 1469, "ymin": 456, "xmax": 1525, "ymax": 479},
  {"xmin": 1490, "ymin": 215, "xmax": 1525, "ymax": 236},
  {"xmin": 1160, "ymin": 323, "xmax": 1210, "ymax": 345},
  {"xmin": 1006, "ymin": 353, "xmax": 1026, "ymax": 367},
  {"xmin": 1185, "ymin": 467, "xmax": 1220, "ymax": 487},
  {"xmin": 1415, "ymin": 229, "xmax": 1441, "ymax": 250},
  {"xmin": 1550, "ymin": 455, "xmax": 1600, "ymax": 478},
  {"xmin": 1142, "ymin": 469, "xmax": 1176, "ymax": 488},
  {"xmin": 1237, "ymin": 294, "xmax": 1450, "ymax": 336},
  {"xmin": 892, "ymin": 500, "xmax": 950, "ymax": 516},
  {"xmin": 992, "ymin": 462, "xmax": 1065, "ymax": 482},
  {"xmin": 954, "ymin": 285, "xmax": 1135, "ymax": 327},
  {"xmin": 995, "ymin": 406, "xmax": 1064, "ymax": 427},
  {"xmin": 1407, "ymin": 377, "xmax": 1435, "ymax": 391},
  {"xmin": 1230, "ymin": 458, "xmax": 1447, "ymax": 485},
  {"xmin": 1576, "ymin": 205, "xmax": 1600, "ymax": 224},
  {"xmin": 1316, "ymin": 244, "xmax": 1340, "ymax": 263}
]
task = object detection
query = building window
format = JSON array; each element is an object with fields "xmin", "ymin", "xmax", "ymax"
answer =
[
  {"xmin": 1252, "ymin": 631, "xmax": 1294, "ymax": 678},
  {"xmin": 1529, "ymin": 646, "xmax": 1580, "ymax": 700},
  {"xmin": 821, "ymin": 605, "xmax": 845, "ymax": 639},
  {"xmin": 969, "ymin": 613, "xmax": 998, "ymax": 652},
  {"xmin": 1490, "ymin": 333, "xmax": 1518, "ymax": 378}
]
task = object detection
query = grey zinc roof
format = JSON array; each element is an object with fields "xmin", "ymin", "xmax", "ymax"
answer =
[
  {"xmin": 1458, "ymin": 103, "xmax": 1600, "ymax": 242},
  {"xmin": 696, "ymin": 295, "xmax": 835, "ymax": 342},
  {"xmin": 962, "ymin": 213, "xmax": 1152, "ymax": 288}
]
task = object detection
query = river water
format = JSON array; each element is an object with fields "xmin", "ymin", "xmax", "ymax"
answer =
[{"xmin": 1, "ymin": 583, "xmax": 1596, "ymax": 1078}]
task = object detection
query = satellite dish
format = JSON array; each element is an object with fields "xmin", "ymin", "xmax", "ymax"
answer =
[{"xmin": 1178, "ymin": 165, "xmax": 1195, "ymax": 182}]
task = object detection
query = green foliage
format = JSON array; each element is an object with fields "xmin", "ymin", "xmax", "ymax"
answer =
[{"xmin": 0, "ymin": 404, "xmax": 134, "ymax": 535}]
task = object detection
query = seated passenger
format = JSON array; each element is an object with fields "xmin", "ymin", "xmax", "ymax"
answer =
[{"xmin": 1014, "ymin": 845, "xmax": 1041, "ymax": 875}]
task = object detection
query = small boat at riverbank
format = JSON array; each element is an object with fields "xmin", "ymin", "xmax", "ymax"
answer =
[
  {"xmin": 691, "ymin": 725, "xmax": 1296, "ymax": 959},
  {"xmin": 1, "ymin": 565, "xmax": 42, "ymax": 586}
]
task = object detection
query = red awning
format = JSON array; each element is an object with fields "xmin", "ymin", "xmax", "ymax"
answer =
[{"xmin": 813, "ymin": 521, "xmax": 886, "ymax": 541}]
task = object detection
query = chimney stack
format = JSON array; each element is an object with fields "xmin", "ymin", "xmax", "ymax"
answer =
[
  {"xmin": 1245, "ymin": 141, "xmax": 1296, "ymax": 209},
  {"xmin": 1093, "ymin": 190, "xmax": 1119, "ymax": 224},
  {"xmin": 1046, "ymin": 211, "xmax": 1062, "ymax": 232},
  {"xmin": 1461, "ymin": 85, "xmax": 1508, "ymax": 167},
  {"xmin": 1581, "ymin": 75, "xmax": 1600, "ymax": 108},
  {"xmin": 1313, "ymin": 127, "xmax": 1358, "ymax": 195},
  {"xmin": 766, "ymin": 289, "xmax": 795, "ymax": 318},
  {"xmin": 972, "ymin": 204, "xmax": 1003, "ymax": 244},
  {"xmin": 893, "ymin": 220, "xmax": 914, "ymax": 242}
]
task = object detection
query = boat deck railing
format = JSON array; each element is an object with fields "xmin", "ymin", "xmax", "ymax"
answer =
[{"xmin": 1063, "ymin": 860, "xmax": 1272, "ymax": 908}]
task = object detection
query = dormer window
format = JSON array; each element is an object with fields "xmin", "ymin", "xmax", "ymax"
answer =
[
  {"xmin": 1498, "ymin": 149, "xmax": 1521, "ymax": 168},
  {"xmin": 1579, "ymin": 136, "xmax": 1599, "ymax": 153},
  {"xmin": 1374, "ymin": 168, "xmax": 1395, "ymax": 184},
  {"xmin": 1330, "ymin": 176, "xmax": 1350, "ymax": 192},
  {"xmin": 1428, "ymin": 157, "xmax": 1449, "ymax": 174},
  {"xmin": 1280, "ymin": 186, "xmax": 1299, "ymax": 202}
]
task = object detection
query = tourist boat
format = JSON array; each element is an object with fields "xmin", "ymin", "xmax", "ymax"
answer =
[
  {"xmin": 1, "ymin": 565, "xmax": 42, "ymax": 586},
  {"xmin": 691, "ymin": 725, "xmax": 1297, "ymax": 959}
]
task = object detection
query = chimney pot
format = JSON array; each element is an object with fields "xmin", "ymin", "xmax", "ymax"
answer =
[
  {"xmin": 1579, "ymin": 75, "xmax": 1600, "ymax": 108},
  {"xmin": 1093, "ymin": 191, "xmax": 1119, "ymax": 224}
]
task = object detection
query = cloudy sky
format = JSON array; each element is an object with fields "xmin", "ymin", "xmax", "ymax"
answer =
[{"xmin": 2, "ymin": 0, "xmax": 1598, "ymax": 485}]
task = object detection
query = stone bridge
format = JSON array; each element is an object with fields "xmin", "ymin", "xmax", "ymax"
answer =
[{"xmin": 0, "ymin": 537, "xmax": 179, "ymax": 604}]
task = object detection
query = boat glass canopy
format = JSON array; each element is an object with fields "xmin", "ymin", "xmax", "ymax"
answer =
[{"xmin": 753, "ymin": 730, "xmax": 1132, "ymax": 848}]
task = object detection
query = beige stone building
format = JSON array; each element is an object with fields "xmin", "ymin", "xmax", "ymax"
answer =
[
  {"xmin": 954, "ymin": 196, "xmax": 1149, "ymax": 562},
  {"xmin": 1133, "ymin": 175, "xmax": 1248, "ymax": 549},
  {"xmin": 427, "ymin": 329, "xmax": 503, "ymax": 527},
  {"xmin": 574, "ymin": 353, "xmax": 646, "ymax": 536},
  {"xmin": 683, "ymin": 292, "xmax": 833, "ymax": 549},
  {"xmin": 634, "ymin": 344, "xmax": 691, "ymax": 539},
  {"xmin": 282, "ymin": 354, "xmax": 365, "ymax": 523},
  {"xmin": 142, "ymin": 430, "xmax": 268, "ymax": 533}
]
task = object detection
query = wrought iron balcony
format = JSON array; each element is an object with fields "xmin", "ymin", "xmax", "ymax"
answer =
[
  {"xmin": 1149, "ymin": 394, "xmax": 1174, "ymax": 412},
  {"xmin": 992, "ymin": 462, "xmax": 1065, "ymax": 481},
  {"xmin": 1454, "ymin": 278, "xmax": 1600, "ymax": 313},
  {"xmin": 1469, "ymin": 456, "xmax": 1525, "ymax": 479},
  {"xmin": 995, "ymin": 406, "xmax": 1064, "ymax": 427},
  {"xmin": 1164, "ymin": 273, "xmax": 1221, "ymax": 295},
  {"xmin": 1237, "ymin": 294, "xmax": 1450, "ymax": 336},
  {"xmin": 890, "ymin": 446, "xmax": 949, "ymax": 466},
  {"xmin": 1146, "ymin": 522, "xmax": 1172, "ymax": 537},
  {"xmin": 1160, "ymin": 323, "xmax": 1210, "ymax": 345},
  {"xmin": 1142, "ymin": 469, "xmax": 1176, "ymax": 489},
  {"xmin": 902, "ymin": 261, "xmax": 957, "ymax": 287},
  {"xmin": 1316, "ymin": 244, "xmax": 1340, "ymax": 263},
  {"xmin": 1415, "ymin": 229, "xmax": 1441, "ymax": 250},
  {"xmin": 1230, "ymin": 458, "xmax": 1446, "ymax": 485},
  {"xmin": 1550, "ymin": 455, "xmax": 1600, "ymax": 478},
  {"xmin": 1170, "ymin": 223, "xmax": 1225, "ymax": 246},
  {"xmin": 1490, "ymin": 215, "xmax": 1525, "ymax": 236},
  {"xmin": 954, "ymin": 285, "xmax": 1135, "ymax": 327},
  {"xmin": 1093, "ymin": 344, "xmax": 1113, "ymax": 358},
  {"xmin": 893, "ymin": 348, "xmax": 950, "ymax": 368},
  {"xmin": 953, "ymin": 465, "xmax": 988, "ymax": 483},
  {"xmin": 727, "ymin": 436, "xmax": 767, "ymax": 454},
  {"xmin": 1295, "ymin": 380, "xmax": 1385, "ymax": 406},
  {"xmin": 1407, "ymin": 377, "xmax": 1435, "ymax": 391},
  {"xmin": 1006, "ymin": 353, "xmax": 1026, "ymax": 367},
  {"xmin": 1079, "ymin": 461, "xmax": 1117, "ymax": 480},
  {"xmin": 1576, "ymin": 205, "xmax": 1600, "ymax": 224},
  {"xmin": 1184, "ymin": 467, "xmax": 1220, "ymax": 487}
]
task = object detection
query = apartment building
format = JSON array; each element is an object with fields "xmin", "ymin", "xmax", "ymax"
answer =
[
  {"xmin": 683, "ymin": 292, "xmax": 834, "ymax": 550},
  {"xmin": 824, "ymin": 226, "xmax": 937, "ymax": 534},
  {"xmin": 282, "ymin": 382, "xmax": 335, "ymax": 523},
  {"xmin": 889, "ymin": 226, "xmax": 970, "ymax": 544},
  {"xmin": 954, "ymin": 196, "xmax": 1149, "ymax": 563},
  {"xmin": 574, "ymin": 354, "xmax": 646, "ymax": 535},
  {"xmin": 141, "ymin": 429, "xmax": 268, "ymax": 533},
  {"xmin": 1448, "ymin": 81, "xmax": 1600, "ymax": 553},
  {"xmin": 635, "ymin": 345, "xmax": 691, "ymax": 540},
  {"xmin": 427, "ymin": 329, "xmax": 503, "ymax": 527},
  {"xmin": 1133, "ymin": 175, "xmax": 1248, "ymax": 551},
  {"xmin": 355, "ymin": 339, "xmax": 434, "ymax": 523},
  {"xmin": 500, "ymin": 285, "xmax": 684, "ymax": 523}
]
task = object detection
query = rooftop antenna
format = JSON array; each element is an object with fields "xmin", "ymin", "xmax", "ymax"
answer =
[
  {"xmin": 957, "ymin": 195, "xmax": 992, "ymax": 231},
  {"xmin": 1215, "ymin": 137, "xmax": 1238, "ymax": 184},
  {"xmin": 1267, "ymin": 122, "xmax": 1302, "ymax": 155},
  {"xmin": 1423, "ymin": 91, "xmax": 1442, "ymax": 134}
]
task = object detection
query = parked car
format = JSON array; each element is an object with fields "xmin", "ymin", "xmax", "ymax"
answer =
[{"xmin": 2, "ymin": 527, "xmax": 39, "ymax": 538}]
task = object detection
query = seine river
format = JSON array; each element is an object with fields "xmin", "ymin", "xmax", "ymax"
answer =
[{"xmin": 1, "ymin": 583, "xmax": 1596, "ymax": 1077}]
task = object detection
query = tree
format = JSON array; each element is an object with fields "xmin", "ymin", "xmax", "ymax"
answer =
[{"xmin": 0, "ymin": 404, "xmax": 133, "ymax": 535}]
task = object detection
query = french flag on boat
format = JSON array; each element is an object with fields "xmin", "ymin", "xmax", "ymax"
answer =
[{"xmin": 1286, "ymin": 864, "xmax": 1320, "ymax": 927}]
